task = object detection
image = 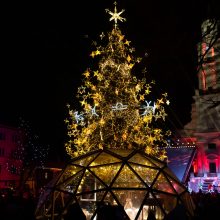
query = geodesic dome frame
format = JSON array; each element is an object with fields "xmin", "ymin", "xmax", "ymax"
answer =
[{"xmin": 35, "ymin": 149, "xmax": 195, "ymax": 220}]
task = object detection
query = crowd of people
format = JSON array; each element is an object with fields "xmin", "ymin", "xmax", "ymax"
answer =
[
  {"xmin": 191, "ymin": 189, "xmax": 220, "ymax": 220},
  {"xmin": 0, "ymin": 188, "xmax": 36, "ymax": 220},
  {"xmin": 0, "ymin": 187, "xmax": 220, "ymax": 220}
]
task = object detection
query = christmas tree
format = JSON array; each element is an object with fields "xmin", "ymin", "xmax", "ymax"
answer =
[
  {"xmin": 35, "ymin": 4, "xmax": 195, "ymax": 219},
  {"xmin": 65, "ymin": 2, "xmax": 171, "ymax": 160}
]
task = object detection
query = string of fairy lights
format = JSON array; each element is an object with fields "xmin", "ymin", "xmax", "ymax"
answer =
[
  {"xmin": 19, "ymin": 118, "xmax": 50, "ymax": 167},
  {"xmin": 6, "ymin": 118, "xmax": 50, "ymax": 174},
  {"xmin": 64, "ymin": 2, "xmax": 171, "ymax": 160}
]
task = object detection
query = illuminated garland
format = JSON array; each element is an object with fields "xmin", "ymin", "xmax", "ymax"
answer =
[
  {"xmin": 65, "ymin": 3, "xmax": 171, "ymax": 160},
  {"xmin": 5, "ymin": 162, "xmax": 22, "ymax": 175},
  {"xmin": 15, "ymin": 117, "xmax": 50, "ymax": 168}
]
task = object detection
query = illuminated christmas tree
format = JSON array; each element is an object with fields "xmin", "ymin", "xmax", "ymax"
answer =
[
  {"xmin": 35, "ymin": 4, "xmax": 195, "ymax": 220},
  {"xmin": 65, "ymin": 2, "xmax": 171, "ymax": 160}
]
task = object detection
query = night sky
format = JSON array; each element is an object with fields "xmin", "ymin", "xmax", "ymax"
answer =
[{"xmin": 1, "ymin": 0, "xmax": 219, "ymax": 161}]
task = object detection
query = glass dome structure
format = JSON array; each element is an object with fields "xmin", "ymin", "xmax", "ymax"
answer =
[{"xmin": 35, "ymin": 149, "xmax": 195, "ymax": 220}]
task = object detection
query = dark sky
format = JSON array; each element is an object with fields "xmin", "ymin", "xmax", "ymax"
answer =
[{"xmin": 1, "ymin": 0, "xmax": 219, "ymax": 161}]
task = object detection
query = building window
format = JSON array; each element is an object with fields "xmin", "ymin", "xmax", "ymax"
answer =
[
  {"xmin": 0, "ymin": 148, "xmax": 5, "ymax": 156},
  {"xmin": 12, "ymin": 134, "xmax": 19, "ymax": 143},
  {"xmin": 10, "ymin": 165, "xmax": 18, "ymax": 174},
  {"xmin": 0, "ymin": 132, "xmax": 6, "ymax": 140},
  {"xmin": 208, "ymin": 143, "xmax": 216, "ymax": 149},
  {"xmin": 209, "ymin": 162, "xmax": 216, "ymax": 173}
]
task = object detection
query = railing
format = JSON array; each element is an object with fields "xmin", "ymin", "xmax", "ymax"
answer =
[
  {"xmin": 193, "ymin": 173, "xmax": 204, "ymax": 177},
  {"xmin": 207, "ymin": 173, "xmax": 217, "ymax": 177}
]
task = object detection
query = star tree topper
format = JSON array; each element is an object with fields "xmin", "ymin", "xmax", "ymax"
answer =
[{"xmin": 105, "ymin": 1, "xmax": 126, "ymax": 28}]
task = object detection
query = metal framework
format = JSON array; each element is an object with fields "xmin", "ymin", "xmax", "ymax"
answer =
[{"xmin": 35, "ymin": 149, "xmax": 195, "ymax": 220}]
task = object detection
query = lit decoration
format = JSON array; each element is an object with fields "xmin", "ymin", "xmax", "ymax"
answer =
[
  {"xmin": 35, "ymin": 149, "xmax": 195, "ymax": 220},
  {"xmin": 15, "ymin": 117, "xmax": 50, "ymax": 168},
  {"xmin": 100, "ymin": 32, "xmax": 105, "ymax": 39},
  {"xmin": 73, "ymin": 111, "xmax": 84, "ymax": 124},
  {"xmin": 90, "ymin": 106, "xmax": 99, "ymax": 117},
  {"xmin": 36, "ymin": 3, "xmax": 195, "ymax": 220},
  {"xmin": 140, "ymin": 101, "xmax": 156, "ymax": 116},
  {"xmin": 111, "ymin": 102, "xmax": 128, "ymax": 111},
  {"xmin": 105, "ymin": 1, "xmax": 126, "ymax": 28},
  {"xmin": 64, "ymin": 2, "xmax": 171, "ymax": 160},
  {"xmin": 5, "ymin": 162, "xmax": 22, "ymax": 175}
]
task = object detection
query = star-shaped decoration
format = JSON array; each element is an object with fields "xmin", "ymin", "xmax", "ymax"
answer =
[
  {"xmin": 154, "ymin": 128, "xmax": 161, "ymax": 134},
  {"xmin": 139, "ymin": 94, "xmax": 145, "ymax": 101},
  {"xmin": 98, "ymin": 143, "xmax": 103, "ymax": 149},
  {"xmin": 119, "ymin": 34, "xmax": 125, "ymax": 41},
  {"xmin": 71, "ymin": 124, "xmax": 78, "ymax": 129},
  {"xmin": 91, "ymin": 41, "xmax": 97, "ymax": 46},
  {"xmin": 129, "ymin": 48, "xmax": 135, "ymax": 53},
  {"xmin": 83, "ymin": 70, "xmax": 90, "ymax": 78},
  {"xmin": 67, "ymin": 131, "xmax": 73, "ymax": 137},
  {"xmin": 135, "ymin": 84, "xmax": 141, "ymax": 92},
  {"xmin": 134, "ymin": 125, "xmax": 140, "ymax": 131},
  {"xmin": 116, "ymin": 64, "xmax": 121, "ymax": 72},
  {"xmin": 64, "ymin": 119, "xmax": 69, "ymax": 124},
  {"xmin": 166, "ymin": 100, "xmax": 170, "ymax": 105},
  {"xmin": 124, "ymin": 40, "xmax": 131, "ymax": 45},
  {"xmin": 93, "ymin": 70, "xmax": 99, "ymax": 77},
  {"xmin": 160, "ymin": 109, "xmax": 167, "ymax": 120},
  {"xmin": 122, "ymin": 132, "xmax": 127, "ymax": 141},
  {"xmin": 90, "ymin": 51, "xmax": 96, "ymax": 58},
  {"xmin": 92, "ymin": 92, "xmax": 101, "ymax": 101},
  {"xmin": 100, "ymin": 32, "xmax": 105, "ymax": 39},
  {"xmin": 142, "ymin": 67, "xmax": 147, "ymax": 74},
  {"xmin": 91, "ymin": 85, "xmax": 96, "ymax": 91},
  {"xmin": 69, "ymin": 110, "xmax": 74, "ymax": 116},
  {"xmin": 136, "ymin": 57, "xmax": 142, "ymax": 63},
  {"xmin": 95, "ymin": 50, "xmax": 101, "ymax": 56},
  {"xmin": 155, "ymin": 103, "xmax": 160, "ymax": 110},
  {"xmin": 144, "ymin": 52, "xmax": 149, "ymax": 57},
  {"xmin": 157, "ymin": 98, "xmax": 164, "ymax": 105},
  {"xmin": 91, "ymin": 106, "xmax": 99, "ymax": 117},
  {"xmin": 143, "ymin": 115, "xmax": 152, "ymax": 123},
  {"xmin": 97, "ymin": 74, "xmax": 103, "ymax": 81},
  {"xmin": 163, "ymin": 92, "xmax": 168, "ymax": 97},
  {"xmin": 104, "ymin": 80, "xmax": 109, "ymax": 88},
  {"xmin": 85, "ymin": 81, "xmax": 92, "ymax": 87},
  {"xmin": 127, "ymin": 55, "xmax": 132, "ymax": 63},
  {"xmin": 145, "ymin": 87, "xmax": 150, "ymax": 95},
  {"xmin": 78, "ymin": 86, "xmax": 86, "ymax": 94},
  {"xmin": 76, "ymin": 94, "xmax": 80, "ymax": 99},
  {"xmin": 105, "ymin": 2, "xmax": 126, "ymax": 28},
  {"xmin": 133, "ymin": 76, "xmax": 137, "ymax": 82},
  {"xmin": 68, "ymin": 140, "xmax": 74, "ymax": 144},
  {"xmin": 148, "ymin": 135, "xmax": 155, "ymax": 144},
  {"xmin": 112, "ymin": 102, "xmax": 128, "ymax": 111},
  {"xmin": 99, "ymin": 118, "xmax": 105, "ymax": 126},
  {"xmin": 154, "ymin": 113, "xmax": 161, "ymax": 121},
  {"xmin": 74, "ymin": 139, "xmax": 82, "ymax": 146},
  {"xmin": 115, "ymin": 89, "xmax": 119, "ymax": 95},
  {"xmin": 128, "ymin": 63, "xmax": 134, "ymax": 69},
  {"xmin": 80, "ymin": 100, "xmax": 86, "ymax": 106},
  {"xmin": 84, "ymin": 102, "xmax": 91, "ymax": 112},
  {"xmin": 145, "ymin": 146, "xmax": 152, "ymax": 155}
]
